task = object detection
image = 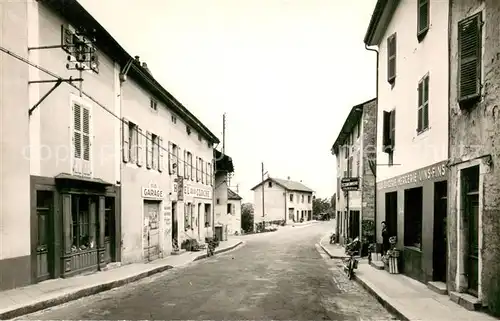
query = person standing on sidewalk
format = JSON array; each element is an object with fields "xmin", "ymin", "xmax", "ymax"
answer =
[{"xmin": 381, "ymin": 221, "xmax": 389, "ymax": 255}]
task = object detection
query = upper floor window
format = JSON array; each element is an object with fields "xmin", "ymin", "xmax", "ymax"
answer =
[
  {"xmin": 72, "ymin": 101, "xmax": 92, "ymax": 177},
  {"xmin": 382, "ymin": 109, "xmax": 396, "ymax": 156},
  {"xmin": 387, "ymin": 33, "xmax": 397, "ymax": 84},
  {"xmin": 457, "ymin": 12, "xmax": 482, "ymax": 108},
  {"xmin": 150, "ymin": 98, "xmax": 158, "ymax": 111},
  {"xmin": 417, "ymin": 0, "xmax": 429, "ymax": 41},
  {"xmin": 186, "ymin": 126, "xmax": 192, "ymax": 135},
  {"xmin": 268, "ymin": 181, "xmax": 272, "ymax": 188},
  {"xmin": 198, "ymin": 134, "xmax": 202, "ymax": 142},
  {"xmin": 122, "ymin": 119, "xmax": 140, "ymax": 166},
  {"xmin": 171, "ymin": 115, "xmax": 177, "ymax": 124},
  {"xmin": 146, "ymin": 132, "xmax": 163, "ymax": 172},
  {"xmin": 301, "ymin": 195, "xmax": 304, "ymax": 203},
  {"xmin": 308, "ymin": 195, "xmax": 311, "ymax": 203},
  {"xmin": 168, "ymin": 142, "xmax": 179, "ymax": 175},
  {"xmin": 290, "ymin": 194, "xmax": 294, "ymax": 202},
  {"xmin": 417, "ymin": 74, "xmax": 429, "ymax": 133}
]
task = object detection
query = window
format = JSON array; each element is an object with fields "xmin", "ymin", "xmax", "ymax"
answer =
[
  {"xmin": 216, "ymin": 198, "xmax": 220, "ymax": 205},
  {"xmin": 146, "ymin": 132, "xmax": 159, "ymax": 170},
  {"xmin": 308, "ymin": 195, "xmax": 311, "ymax": 203},
  {"xmin": 301, "ymin": 195, "xmax": 304, "ymax": 203},
  {"xmin": 404, "ymin": 187, "xmax": 423, "ymax": 249},
  {"xmin": 382, "ymin": 109, "xmax": 396, "ymax": 153},
  {"xmin": 387, "ymin": 33, "xmax": 397, "ymax": 84},
  {"xmin": 348, "ymin": 156, "xmax": 353, "ymax": 177},
  {"xmin": 122, "ymin": 118, "xmax": 143, "ymax": 166},
  {"xmin": 71, "ymin": 195, "xmax": 95, "ymax": 251},
  {"xmin": 128, "ymin": 122, "xmax": 138, "ymax": 162},
  {"xmin": 290, "ymin": 194, "xmax": 294, "ymax": 202},
  {"xmin": 72, "ymin": 101, "xmax": 92, "ymax": 177},
  {"xmin": 186, "ymin": 126, "xmax": 191, "ymax": 135},
  {"xmin": 268, "ymin": 181, "xmax": 272, "ymax": 188},
  {"xmin": 188, "ymin": 153, "xmax": 194, "ymax": 180},
  {"xmin": 150, "ymin": 98, "xmax": 157, "ymax": 111},
  {"xmin": 458, "ymin": 12, "xmax": 482, "ymax": 107},
  {"xmin": 171, "ymin": 115, "xmax": 177, "ymax": 124},
  {"xmin": 417, "ymin": 74, "xmax": 429, "ymax": 133},
  {"xmin": 200, "ymin": 158, "xmax": 205, "ymax": 184},
  {"xmin": 168, "ymin": 143, "xmax": 179, "ymax": 175},
  {"xmin": 198, "ymin": 134, "xmax": 202, "ymax": 142},
  {"xmin": 227, "ymin": 204, "xmax": 232, "ymax": 215},
  {"xmin": 184, "ymin": 203, "xmax": 190, "ymax": 230},
  {"xmin": 207, "ymin": 162, "xmax": 212, "ymax": 186},
  {"xmin": 417, "ymin": 0, "xmax": 429, "ymax": 40}
]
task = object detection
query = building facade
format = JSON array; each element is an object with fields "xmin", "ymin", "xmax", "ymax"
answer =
[
  {"xmin": 448, "ymin": 0, "xmax": 500, "ymax": 311},
  {"xmin": 332, "ymin": 98, "xmax": 377, "ymax": 249},
  {"xmin": 252, "ymin": 177, "xmax": 314, "ymax": 226},
  {"xmin": 120, "ymin": 58, "xmax": 218, "ymax": 263},
  {"xmin": 0, "ymin": 0, "xmax": 219, "ymax": 290},
  {"xmin": 364, "ymin": 0, "xmax": 449, "ymax": 284},
  {"xmin": 213, "ymin": 150, "xmax": 235, "ymax": 240},
  {"xmin": 227, "ymin": 189, "xmax": 243, "ymax": 235}
]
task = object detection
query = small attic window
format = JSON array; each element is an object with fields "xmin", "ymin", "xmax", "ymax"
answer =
[
  {"xmin": 268, "ymin": 181, "xmax": 272, "ymax": 188},
  {"xmin": 150, "ymin": 98, "xmax": 157, "ymax": 111},
  {"xmin": 186, "ymin": 126, "xmax": 191, "ymax": 135},
  {"xmin": 198, "ymin": 134, "xmax": 202, "ymax": 142}
]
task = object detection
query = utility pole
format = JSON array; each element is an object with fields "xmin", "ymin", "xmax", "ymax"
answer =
[
  {"xmin": 261, "ymin": 162, "xmax": 268, "ymax": 230},
  {"xmin": 222, "ymin": 113, "xmax": 226, "ymax": 155}
]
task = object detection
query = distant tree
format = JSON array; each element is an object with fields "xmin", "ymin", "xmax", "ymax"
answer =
[
  {"xmin": 330, "ymin": 194, "xmax": 336, "ymax": 218},
  {"xmin": 313, "ymin": 197, "xmax": 331, "ymax": 217},
  {"xmin": 241, "ymin": 203, "xmax": 254, "ymax": 233}
]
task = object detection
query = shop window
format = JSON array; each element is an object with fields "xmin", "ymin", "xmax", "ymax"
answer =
[
  {"xmin": 404, "ymin": 187, "xmax": 423, "ymax": 249},
  {"xmin": 71, "ymin": 195, "xmax": 95, "ymax": 251}
]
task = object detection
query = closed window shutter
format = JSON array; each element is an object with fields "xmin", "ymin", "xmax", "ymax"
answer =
[
  {"xmin": 417, "ymin": 0, "xmax": 429, "ymax": 35},
  {"xmin": 458, "ymin": 12, "xmax": 482, "ymax": 104},
  {"xmin": 387, "ymin": 34, "xmax": 397, "ymax": 82},
  {"xmin": 196, "ymin": 156, "xmax": 199, "ymax": 181},
  {"xmin": 184, "ymin": 150, "xmax": 187, "ymax": 178},
  {"xmin": 417, "ymin": 82, "xmax": 423, "ymax": 132},
  {"xmin": 73, "ymin": 103, "xmax": 82, "ymax": 175},
  {"xmin": 158, "ymin": 137, "xmax": 164, "ymax": 172},
  {"xmin": 146, "ymin": 131, "xmax": 152, "ymax": 169},
  {"xmin": 390, "ymin": 110, "xmax": 396, "ymax": 149},
  {"xmin": 137, "ymin": 127, "xmax": 143, "ymax": 167},
  {"xmin": 423, "ymin": 76, "xmax": 429, "ymax": 130},
  {"xmin": 382, "ymin": 111, "xmax": 391, "ymax": 152},
  {"xmin": 190, "ymin": 154, "xmax": 194, "ymax": 180},
  {"xmin": 176, "ymin": 147, "xmax": 181, "ymax": 176},
  {"xmin": 122, "ymin": 118, "xmax": 129, "ymax": 163},
  {"xmin": 201, "ymin": 159, "xmax": 204, "ymax": 184},
  {"xmin": 81, "ymin": 106, "xmax": 91, "ymax": 177},
  {"xmin": 168, "ymin": 142, "xmax": 174, "ymax": 174},
  {"xmin": 205, "ymin": 162, "xmax": 209, "ymax": 184}
]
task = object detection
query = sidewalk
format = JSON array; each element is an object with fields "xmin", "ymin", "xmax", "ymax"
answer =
[
  {"xmin": 320, "ymin": 239, "xmax": 497, "ymax": 321},
  {"xmin": 0, "ymin": 239, "xmax": 243, "ymax": 320}
]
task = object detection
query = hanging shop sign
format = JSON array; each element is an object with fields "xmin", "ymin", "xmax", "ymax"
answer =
[
  {"xmin": 341, "ymin": 177, "xmax": 360, "ymax": 191},
  {"xmin": 141, "ymin": 182, "xmax": 165, "ymax": 200},
  {"xmin": 377, "ymin": 160, "xmax": 448, "ymax": 190}
]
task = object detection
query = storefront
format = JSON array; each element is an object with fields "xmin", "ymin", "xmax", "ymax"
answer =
[
  {"xmin": 141, "ymin": 182, "xmax": 165, "ymax": 262},
  {"xmin": 31, "ymin": 174, "xmax": 120, "ymax": 282},
  {"xmin": 376, "ymin": 160, "xmax": 448, "ymax": 284},
  {"xmin": 182, "ymin": 181, "xmax": 212, "ymax": 242}
]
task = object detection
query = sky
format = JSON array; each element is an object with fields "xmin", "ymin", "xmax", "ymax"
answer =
[{"xmin": 78, "ymin": 0, "xmax": 377, "ymax": 202}]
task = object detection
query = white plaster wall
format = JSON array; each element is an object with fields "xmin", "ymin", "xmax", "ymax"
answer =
[
  {"xmin": 286, "ymin": 191, "xmax": 313, "ymax": 222},
  {"xmin": 376, "ymin": 0, "xmax": 449, "ymax": 182},
  {"xmin": 253, "ymin": 183, "xmax": 286, "ymax": 223},
  {"xmin": 227, "ymin": 199, "xmax": 241, "ymax": 234},
  {"xmin": 0, "ymin": 1, "xmax": 31, "ymax": 260}
]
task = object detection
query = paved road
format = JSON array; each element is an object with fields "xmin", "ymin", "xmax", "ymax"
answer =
[{"xmin": 19, "ymin": 222, "xmax": 394, "ymax": 320}]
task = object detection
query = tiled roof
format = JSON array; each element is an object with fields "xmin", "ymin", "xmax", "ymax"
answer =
[
  {"xmin": 228, "ymin": 188, "xmax": 242, "ymax": 200},
  {"xmin": 250, "ymin": 177, "xmax": 314, "ymax": 193}
]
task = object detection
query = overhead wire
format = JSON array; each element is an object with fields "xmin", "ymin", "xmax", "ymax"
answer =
[{"xmin": 0, "ymin": 44, "xmax": 223, "ymax": 180}]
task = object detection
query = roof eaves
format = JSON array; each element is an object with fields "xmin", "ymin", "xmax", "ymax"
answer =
[{"xmin": 363, "ymin": 0, "xmax": 399, "ymax": 46}]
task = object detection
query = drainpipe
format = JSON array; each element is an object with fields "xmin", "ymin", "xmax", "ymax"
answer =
[{"xmin": 365, "ymin": 43, "xmax": 379, "ymax": 245}]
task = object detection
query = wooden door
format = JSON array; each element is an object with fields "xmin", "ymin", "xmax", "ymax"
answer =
[
  {"xmin": 143, "ymin": 201, "xmax": 160, "ymax": 262},
  {"xmin": 36, "ymin": 190, "xmax": 54, "ymax": 282},
  {"xmin": 467, "ymin": 193, "xmax": 479, "ymax": 296},
  {"xmin": 104, "ymin": 197, "xmax": 115, "ymax": 263}
]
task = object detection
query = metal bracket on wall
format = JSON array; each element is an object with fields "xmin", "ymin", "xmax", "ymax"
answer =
[{"xmin": 28, "ymin": 77, "xmax": 83, "ymax": 116}]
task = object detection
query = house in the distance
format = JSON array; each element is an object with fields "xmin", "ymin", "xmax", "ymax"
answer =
[
  {"xmin": 226, "ymin": 188, "xmax": 243, "ymax": 235},
  {"xmin": 251, "ymin": 177, "xmax": 314, "ymax": 226},
  {"xmin": 213, "ymin": 150, "xmax": 235, "ymax": 240}
]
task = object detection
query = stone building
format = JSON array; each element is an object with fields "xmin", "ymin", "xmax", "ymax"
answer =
[
  {"xmin": 447, "ymin": 0, "xmax": 500, "ymax": 313},
  {"xmin": 364, "ymin": 0, "xmax": 449, "ymax": 285},
  {"xmin": 332, "ymin": 98, "xmax": 377, "ymax": 249}
]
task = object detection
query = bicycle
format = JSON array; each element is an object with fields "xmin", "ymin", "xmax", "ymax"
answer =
[{"xmin": 343, "ymin": 237, "xmax": 360, "ymax": 280}]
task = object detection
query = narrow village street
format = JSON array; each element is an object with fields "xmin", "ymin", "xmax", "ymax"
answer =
[{"xmin": 17, "ymin": 222, "xmax": 393, "ymax": 320}]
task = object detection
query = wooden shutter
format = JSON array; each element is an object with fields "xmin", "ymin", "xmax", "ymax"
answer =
[
  {"xmin": 122, "ymin": 118, "xmax": 129, "ymax": 163},
  {"xmin": 168, "ymin": 142, "xmax": 174, "ymax": 174},
  {"xmin": 190, "ymin": 154, "xmax": 194, "ymax": 180},
  {"xmin": 137, "ymin": 127, "xmax": 143, "ymax": 167},
  {"xmin": 200, "ymin": 159, "xmax": 204, "ymax": 184},
  {"xmin": 458, "ymin": 12, "xmax": 482, "ymax": 104},
  {"xmin": 72, "ymin": 103, "xmax": 82, "ymax": 175},
  {"xmin": 176, "ymin": 146, "xmax": 180, "ymax": 176},
  {"xmin": 208, "ymin": 162, "xmax": 212, "ymax": 186},
  {"xmin": 387, "ymin": 33, "xmax": 397, "ymax": 83},
  {"xmin": 158, "ymin": 137, "xmax": 164, "ymax": 172},
  {"xmin": 183, "ymin": 150, "xmax": 187, "ymax": 178},
  {"xmin": 417, "ymin": 0, "xmax": 429, "ymax": 35},
  {"xmin": 81, "ymin": 106, "xmax": 91, "ymax": 176},
  {"xmin": 417, "ymin": 81, "xmax": 423, "ymax": 132},
  {"xmin": 382, "ymin": 111, "xmax": 391, "ymax": 152},
  {"xmin": 423, "ymin": 76, "xmax": 429, "ymax": 130},
  {"xmin": 195, "ymin": 156, "xmax": 199, "ymax": 181},
  {"xmin": 146, "ymin": 131, "xmax": 152, "ymax": 169},
  {"xmin": 206, "ymin": 162, "xmax": 209, "ymax": 184},
  {"xmin": 389, "ymin": 110, "xmax": 396, "ymax": 149}
]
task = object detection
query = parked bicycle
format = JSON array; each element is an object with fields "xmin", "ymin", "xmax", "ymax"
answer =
[{"xmin": 343, "ymin": 237, "xmax": 360, "ymax": 280}]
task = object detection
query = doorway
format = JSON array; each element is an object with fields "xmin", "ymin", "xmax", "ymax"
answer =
[
  {"xmin": 103, "ymin": 197, "xmax": 116, "ymax": 264},
  {"xmin": 143, "ymin": 200, "xmax": 160, "ymax": 262},
  {"xmin": 349, "ymin": 210, "xmax": 360, "ymax": 240},
  {"xmin": 462, "ymin": 165, "xmax": 479, "ymax": 296},
  {"xmin": 385, "ymin": 191, "xmax": 398, "ymax": 240},
  {"xmin": 433, "ymin": 181, "xmax": 447, "ymax": 282},
  {"xmin": 172, "ymin": 201, "xmax": 178, "ymax": 250},
  {"xmin": 36, "ymin": 190, "xmax": 54, "ymax": 282}
]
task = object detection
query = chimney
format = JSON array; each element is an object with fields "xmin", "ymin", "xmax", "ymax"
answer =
[
  {"xmin": 300, "ymin": 180, "xmax": 302, "ymax": 183},
  {"xmin": 134, "ymin": 55, "xmax": 140, "ymax": 64},
  {"xmin": 287, "ymin": 176, "xmax": 290, "ymax": 180},
  {"xmin": 142, "ymin": 62, "xmax": 152, "ymax": 75}
]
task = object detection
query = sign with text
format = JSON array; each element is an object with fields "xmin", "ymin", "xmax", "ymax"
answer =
[
  {"xmin": 341, "ymin": 177, "xmax": 360, "ymax": 191},
  {"xmin": 141, "ymin": 182, "xmax": 165, "ymax": 200},
  {"xmin": 377, "ymin": 161, "xmax": 448, "ymax": 190},
  {"xmin": 184, "ymin": 183, "xmax": 212, "ymax": 199}
]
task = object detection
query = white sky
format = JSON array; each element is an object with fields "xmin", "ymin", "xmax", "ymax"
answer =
[{"xmin": 78, "ymin": 0, "xmax": 377, "ymax": 202}]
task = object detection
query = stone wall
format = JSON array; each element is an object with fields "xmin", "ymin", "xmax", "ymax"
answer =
[
  {"xmin": 449, "ymin": 0, "xmax": 500, "ymax": 310},
  {"xmin": 361, "ymin": 99, "xmax": 377, "ymax": 242}
]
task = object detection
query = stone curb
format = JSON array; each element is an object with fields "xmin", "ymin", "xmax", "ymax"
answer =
[
  {"xmin": 318, "ymin": 238, "xmax": 408, "ymax": 321},
  {"xmin": 0, "ymin": 241, "xmax": 244, "ymax": 320}
]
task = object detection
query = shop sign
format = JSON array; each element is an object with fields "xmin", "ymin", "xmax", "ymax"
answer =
[
  {"xmin": 141, "ymin": 182, "xmax": 165, "ymax": 200},
  {"xmin": 177, "ymin": 176, "xmax": 184, "ymax": 201},
  {"xmin": 341, "ymin": 177, "xmax": 360, "ymax": 191},
  {"xmin": 184, "ymin": 183, "xmax": 212, "ymax": 199},
  {"xmin": 377, "ymin": 161, "xmax": 448, "ymax": 190}
]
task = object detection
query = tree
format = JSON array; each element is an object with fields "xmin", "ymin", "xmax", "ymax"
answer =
[
  {"xmin": 241, "ymin": 202, "xmax": 254, "ymax": 233},
  {"xmin": 312, "ymin": 197, "xmax": 331, "ymax": 217},
  {"xmin": 330, "ymin": 193, "xmax": 336, "ymax": 218}
]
